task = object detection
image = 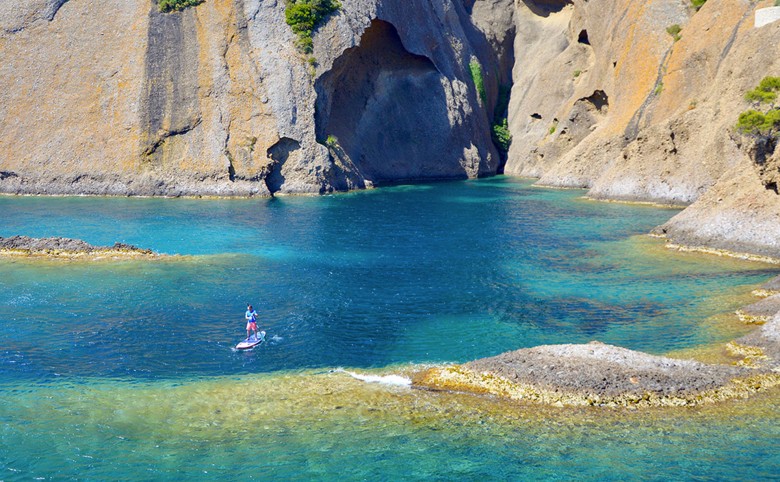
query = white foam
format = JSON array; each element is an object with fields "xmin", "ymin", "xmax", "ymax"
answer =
[{"xmin": 341, "ymin": 370, "xmax": 412, "ymax": 387}]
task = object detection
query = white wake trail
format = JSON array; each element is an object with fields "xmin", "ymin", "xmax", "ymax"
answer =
[{"xmin": 338, "ymin": 369, "xmax": 412, "ymax": 387}]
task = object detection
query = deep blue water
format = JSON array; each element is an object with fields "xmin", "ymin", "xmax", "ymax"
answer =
[{"xmin": 0, "ymin": 177, "xmax": 778, "ymax": 480}]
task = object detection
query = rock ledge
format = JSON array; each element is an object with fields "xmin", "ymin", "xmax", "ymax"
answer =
[
  {"xmin": 414, "ymin": 336, "xmax": 780, "ymax": 408},
  {"xmin": 0, "ymin": 236, "xmax": 161, "ymax": 260}
]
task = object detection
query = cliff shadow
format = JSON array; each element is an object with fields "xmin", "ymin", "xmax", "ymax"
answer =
[
  {"xmin": 266, "ymin": 137, "xmax": 301, "ymax": 194},
  {"xmin": 314, "ymin": 20, "xmax": 469, "ymax": 184}
]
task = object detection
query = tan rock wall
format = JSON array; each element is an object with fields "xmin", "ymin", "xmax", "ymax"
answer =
[
  {"xmin": 504, "ymin": 0, "xmax": 780, "ymax": 256},
  {"xmin": 0, "ymin": 0, "xmax": 501, "ymax": 196},
  {"xmin": 0, "ymin": 0, "xmax": 149, "ymax": 191},
  {"xmin": 506, "ymin": 0, "xmax": 780, "ymax": 203},
  {"xmin": 0, "ymin": 0, "xmax": 277, "ymax": 196}
]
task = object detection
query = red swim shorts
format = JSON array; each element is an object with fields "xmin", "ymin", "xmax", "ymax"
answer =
[{"xmin": 246, "ymin": 322, "xmax": 257, "ymax": 330}]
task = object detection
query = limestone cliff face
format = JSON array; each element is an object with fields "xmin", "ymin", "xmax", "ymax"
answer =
[
  {"xmin": 0, "ymin": 0, "xmax": 499, "ymax": 196},
  {"xmin": 654, "ymin": 152, "xmax": 780, "ymax": 259},
  {"xmin": 504, "ymin": 0, "xmax": 780, "ymax": 257}
]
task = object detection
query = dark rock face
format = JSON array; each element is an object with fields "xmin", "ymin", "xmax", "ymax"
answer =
[
  {"xmin": 141, "ymin": 5, "xmax": 202, "ymax": 165},
  {"xmin": 265, "ymin": 138, "xmax": 302, "ymax": 194},
  {"xmin": 0, "ymin": 236, "xmax": 155, "ymax": 255},
  {"xmin": 315, "ymin": 20, "xmax": 472, "ymax": 183},
  {"xmin": 524, "ymin": 0, "xmax": 571, "ymax": 17}
]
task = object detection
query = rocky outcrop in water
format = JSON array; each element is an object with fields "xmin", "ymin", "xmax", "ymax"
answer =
[
  {"xmin": 413, "ymin": 341, "xmax": 780, "ymax": 407},
  {"xmin": 414, "ymin": 314, "xmax": 780, "ymax": 408},
  {"xmin": 414, "ymin": 275, "xmax": 780, "ymax": 408},
  {"xmin": 0, "ymin": 236, "xmax": 159, "ymax": 259}
]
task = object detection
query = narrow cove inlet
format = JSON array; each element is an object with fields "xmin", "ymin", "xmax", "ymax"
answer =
[{"xmin": 1, "ymin": 178, "xmax": 779, "ymax": 479}]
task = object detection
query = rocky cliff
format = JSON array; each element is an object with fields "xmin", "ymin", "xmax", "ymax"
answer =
[
  {"xmin": 1, "ymin": 0, "xmax": 779, "ymax": 257},
  {"xmin": 505, "ymin": 0, "xmax": 780, "ymax": 257},
  {"xmin": 0, "ymin": 0, "xmax": 500, "ymax": 196}
]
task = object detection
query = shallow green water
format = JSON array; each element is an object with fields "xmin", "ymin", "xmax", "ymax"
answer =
[{"xmin": 1, "ymin": 178, "xmax": 778, "ymax": 480}]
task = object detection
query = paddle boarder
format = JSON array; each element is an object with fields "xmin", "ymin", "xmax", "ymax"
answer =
[{"xmin": 245, "ymin": 304, "xmax": 260, "ymax": 341}]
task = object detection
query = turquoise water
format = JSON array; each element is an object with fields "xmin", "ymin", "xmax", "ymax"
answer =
[{"xmin": 1, "ymin": 177, "xmax": 778, "ymax": 480}]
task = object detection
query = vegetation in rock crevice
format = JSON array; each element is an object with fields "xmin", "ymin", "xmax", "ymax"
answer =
[
  {"xmin": 469, "ymin": 60, "xmax": 487, "ymax": 105},
  {"xmin": 491, "ymin": 85, "xmax": 512, "ymax": 154},
  {"xmin": 492, "ymin": 119, "xmax": 512, "ymax": 153},
  {"xmin": 548, "ymin": 119, "xmax": 558, "ymax": 135},
  {"xmin": 666, "ymin": 24, "xmax": 682, "ymax": 42},
  {"xmin": 285, "ymin": 0, "xmax": 341, "ymax": 54},
  {"xmin": 691, "ymin": 0, "xmax": 707, "ymax": 11},
  {"xmin": 325, "ymin": 135, "xmax": 339, "ymax": 148},
  {"xmin": 158, "ymin": 0, "xmax": 204, "ymax": 13}
]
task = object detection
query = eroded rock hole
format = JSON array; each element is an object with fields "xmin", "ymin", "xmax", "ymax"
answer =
[
  {"xmin": 531, "ymin": 113, "xmax": 542, "ymax": 120},
  {"xmin": 578, "ymin": 29, "xmax": 590, "ymax": 45},
  {"xmin": 265, "ymin": 137, "xmax": 300, "ymax": 194},
  {"xmin": 524, "ymin": 0, "xmax": 571, "ymax": 16},
  {"xmin": 581, "ymin": 90, "xmax": 609, "ymax": 113},
  {"xmin": 315, "ymin": 19, "xmax": 463, "ymax": 182}
]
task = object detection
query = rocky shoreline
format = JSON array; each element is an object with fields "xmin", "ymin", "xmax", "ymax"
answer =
[
  {"xmin": 413, "ymin": 275, "xmax": 780, "ymax": 408},
  {"xmin": 0, "ymin": 236, "xmax": 162, "ymax": 260}
]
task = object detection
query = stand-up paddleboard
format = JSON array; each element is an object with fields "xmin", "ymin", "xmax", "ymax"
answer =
[{"xmin": 236, "ymin": 330, "xmax": 266, "ymax": 350}]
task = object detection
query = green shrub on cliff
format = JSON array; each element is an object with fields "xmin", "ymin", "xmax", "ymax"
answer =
[
  {"xmin": 158, "ymin": 0, "xmax": 203, "ymax": 13},
  {"xmin": 736, "ymin": 109, "xmax": 780, "ymax": 136},
  {"xmin": 491, "ymin": 85, "xmax": 512, "ymax": 153},
  {"xmin": 285, "ymin": 0, "xmax": 341, "ymax": 54},
  {"xmin": 745, "ymin": 77, "xmax": 780, "ymax": 105},
  {"xmin": 469, "ymin": 60, "xmax": 487, "ymax": 105},
  {"xmin": 691, "ymin": 0, "xmax": 707, "ymax": 11},
  {"xmin": 737, "ymin": 77, "xmax": 780, "ymax": 138},
  {"xmin": 666, "ymin": 24, "xmax": 682, "ymax": 42},
  {"xmin": 492, "ymin": 118, "xmax": 512, "ymax": 152}
]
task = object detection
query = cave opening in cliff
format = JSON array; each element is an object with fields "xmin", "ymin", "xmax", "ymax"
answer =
[
  {"xmin": 578, "ymin": 29, "xmax": 590, "ymax": 45},
  {"xmin": 315, "ymin": 19, "xmax": 466, "ymax": 183},
  {"xmin": 266, "ymin": 137, "xmax": 301, "ymax": 194},
  {"xmin": 583, "ymin": 90, "xmax": 608, "ymax": 112}
]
